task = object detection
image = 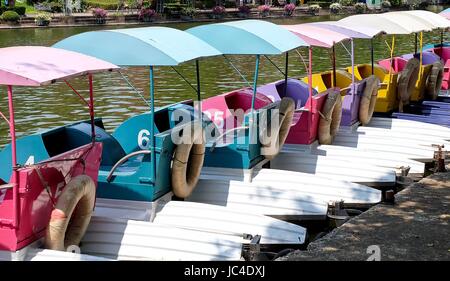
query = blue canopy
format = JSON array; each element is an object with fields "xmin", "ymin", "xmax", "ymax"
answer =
[
  {"xmin": 441, "ymin": 7, "xmax": 450, "ymax": 14},
  {"xmin": 53, "ymin": 27, "xmax": 221, "ymax": 66},
  {"xmin": 186, "ymin": 20, "xmax": 308, "ymax": 55}
]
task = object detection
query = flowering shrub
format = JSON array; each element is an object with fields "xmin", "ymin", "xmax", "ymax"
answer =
[
  {"xmin": 212, "ymin": 5, "xmax": 226, "ymax": 15},
  {"xmin": 258, "ymin": 5, "xmax": 271, "ymax": 13},
  {"xmin": 138, "ymin": 8, "xmax": 156, "ymax": 21},
  {"xmin": 92, "ymin": 8, "xmax": 107, "ymax": 19},
  {"xmin": 284, "ymin": 3, "xmax": 296, "ymax": 16},
  {"xmin": 238, "ymin": 5, "xmax": 251, "ymax": 14},
  {"xmin": 35, "ymin": 12, "xmax": 52, "ymax": 26},
  {"xmin": 307, "ymin": 4, "xmax": 320, "ymax": 15},
  {"xmin": 330, "ymin": 3, "xmax": 342, "ymax": 14}
]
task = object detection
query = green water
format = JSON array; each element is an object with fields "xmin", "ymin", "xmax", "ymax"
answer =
[{"xmin": 0, "ymin": 16, "xmax": 446, "ymax": 146}]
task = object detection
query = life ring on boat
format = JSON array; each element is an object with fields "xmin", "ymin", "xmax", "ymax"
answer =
[
  {"xmin": 318, "ymin": 91, "xmax": 342, "ymax": 145},
  {"xmin": 44, "ymin": 175, "xmax": 96, "ymax": 251},
  {"xmin": 397, "ymin": 58, "xmax": 420, "ymax": 111},
  {"xmin": 359, "ymin": 75, "xmax": 380, "ymax": 126},
  {"xmin": 261, "ymin": 97, "xmax": 295, "ymax": 160},
  {"xmin": 426, "ymin": 61, "xmax": 444, "ymax": 100},
  {"xmin": 171, "ymin": 121, "xmax": 205, "ymax": 198}
]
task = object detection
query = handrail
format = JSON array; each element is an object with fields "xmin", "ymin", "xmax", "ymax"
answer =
[
  {"xmin": 106, "ymin": 150, "xmax": 151, "ymax": 182},
  {"xmin": 209, "ymin": 126, "xmax": 249, "ymax": 152},
  {"xmin": 0, "ymin": 184, "xmax": 14, "ymax": 190}
]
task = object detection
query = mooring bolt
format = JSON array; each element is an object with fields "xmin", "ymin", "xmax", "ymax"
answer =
[
  {"xmin": 432, "ymin": 144, "xmax": 447, "ymax": 173},
  {"xmin": 384, "ymin": 190, "xmax": 395, "ymax": 205}
]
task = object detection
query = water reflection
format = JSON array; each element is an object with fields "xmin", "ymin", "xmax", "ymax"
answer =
[{"xmin": 0, "ymin": 16, "xmax": 446, "ymax": 146}]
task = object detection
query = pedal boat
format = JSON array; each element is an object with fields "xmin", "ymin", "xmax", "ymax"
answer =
[
  {"xmin": 0, "ymin": 46, "xmax": 115, "ymax": 261},
  {"xmin": 53, "ymin": 26, "xmax": 311, "ymax": 257}
]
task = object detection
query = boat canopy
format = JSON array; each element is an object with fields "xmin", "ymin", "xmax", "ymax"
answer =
[
  {"xmin": 311, "ymin": 21, "xmax": 383, "ymax": 39},
  {"xmin": 441, "ymin": 8, "xmax": 450, "ymax": 14},
  {"xmin": 339, "ymin": 14, "xmax": 414, "ymax": 35},
  {"xmin": 380, "ymin": 12, "xmax": 433, "ymax": 33},
  {"xmin": 281, "ymin": 24, "xmax": 350, "ymax": 48},
  {"xmin": 186, "ymin": 20, "xmax": 308, "ymax": 55},
  {"xmin": 53, "ymin": 27, "xmax": 221, "ymax": 66},
  {"xmin": 404, "ymin": 10, "xmax": 450, "ymax": 29},
  {"xmin": 439, "ymin": 11, "xmax": 450, "ymax": 21},
  {"xmin": 0, "ymin": 46, "xmax": 118, "ymax": 87}
]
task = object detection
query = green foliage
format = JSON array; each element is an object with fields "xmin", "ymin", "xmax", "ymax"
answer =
[
  {"xmin": 354, "ymin": 2, "xmax": 366, "ymax": 13},
  {"xmin": 181, "ymin": 6, "xmax": 196, "ymax": 17},
  {"xmin": 338, "ymin": 0, "xmax": 355, "ymax": 6},
  {"xmin": 1, "ymin": 10, "xmax": 20, "ymax": 23},
  {"xmin": 48, "ymin": 1, "xmax": 63, "ymax": 12},
  {"xmin": 308, "ymin": 4, "xmax": 320, "ymax": 14},
  {"xmin": 389, "ymin": 0, "xmax": 402, "ymax": 7},
  {"xmin": 330, "ymin": 2, "xmax": 342, "ymax": 13},
  {"xmin": 0, "ymin": 6, "xmax": 26, "ymax": 16},
  {"xmin": 307, "ymin": 1, "xmax": 331, "ymax": 8},
  {"xmin": 84, "ymin": 0, "xmax": 122, "ymax": 9}
]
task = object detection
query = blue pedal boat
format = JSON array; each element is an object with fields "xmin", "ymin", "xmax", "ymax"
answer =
[{"xmin": 54, "ymin": 26, "xmax": 312, "ymax": 247}]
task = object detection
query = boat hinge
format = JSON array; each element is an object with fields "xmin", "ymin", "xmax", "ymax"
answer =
[{"xmin": 242, "ymin": 234, "xmax": 262, "ymax": 261}]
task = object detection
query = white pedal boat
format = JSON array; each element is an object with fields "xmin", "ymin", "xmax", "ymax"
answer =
[
  {"xmin": 94, "ymin": 197, "xmax": 307, "ymax": 245},
  {"xmin": 368, "ymin": 117, "xmax": 450, "ymax": 140},
  {"xmin": 281, "ymin": 143, "xmax": 425, "ymax": 177},
  {"xmin": 194, "ymin": 164, "xmax": 382, "ymax": 212}
]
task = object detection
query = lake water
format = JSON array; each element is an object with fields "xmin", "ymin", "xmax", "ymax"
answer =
[{"xmin": 0, "ymin": 16, "xmax": 445, "ymax": 146}]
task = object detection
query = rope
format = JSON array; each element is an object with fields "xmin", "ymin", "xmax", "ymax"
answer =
[
  {"xmin": 263, "ymin": 55, "xmax": 285, "ymax": 76},
  {"xmin": 118, "ymin": 70, "xmax": 151, "ymax": 107},
  {"xmin": 318, "ymin": 110, "xmax": 330, "ymax": 121},
  {"xmin": 33, "ymin": 167, "xmax": 56, "ymax": 207},
  {"xmin": 171, "ymin": 66, "xmax": 199, "ymax": 94},
  {"xmin": 295, "ymin": 49, "xmax": 309, "ymax": 74},
  {"xmin": 223, "ymin": 55, "xmax": 253, "ymax": 88}
]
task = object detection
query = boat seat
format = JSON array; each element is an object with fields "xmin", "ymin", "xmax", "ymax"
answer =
[
  {"xmin": 276, "ymin": 79, "xmax": 313, "ymax": 109},
  {"xmin": 66, "ymin": 122, "xmax": 127, "ymax": 166},
  {"xmin": 402, "ymin": 52, "xmax": 441, "ymax": 65}
]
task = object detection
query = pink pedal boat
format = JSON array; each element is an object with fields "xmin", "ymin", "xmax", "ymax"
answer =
[{"xmin": 0, "ymin": 46, "xmax": 117, "ymax": 260}]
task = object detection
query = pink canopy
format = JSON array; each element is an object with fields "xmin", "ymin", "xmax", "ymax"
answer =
[
  {"xmin": 440, "ymin": 12, "xmax": 450, "ymax": 20},
  {"xmin": 280, "ymin": 24, "xmax": 351, "ymax": 48},
  {"xmin": 0, "ymin": 46, "xmax": 119, "ymax": 87}
]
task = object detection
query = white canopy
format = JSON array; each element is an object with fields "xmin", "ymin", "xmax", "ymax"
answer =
[
  {"xmin": 380, "ymin": 12, "xmax": 435, "ymax": 32},
  {"xmin": 339, "ymin": 14, "xmax": 412, "ymax": 35},
  {"xmin": 404, "ymin": 10, "xmax": 450, "ymax": 29}
]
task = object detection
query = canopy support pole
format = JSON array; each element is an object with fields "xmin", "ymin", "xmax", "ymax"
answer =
[
  {"xmin": 8, "ymin": 85, "xmax": 19, "ymax": 228},
  {"xmin": 371, "ymin": 38, "xmax": 374, "ymax": 75},
  {"xmin": 351, "ymin": 39, "xmax": 355, "ymax": 96},
  {"xmin": 250, "ymin": 55, "xmax": 260, "ymax": 147},
  {"xmin": 440, "ymin": 30, "xmax": 444, "ymax": 59},
  {"xmin": 415, "ymin": 33, "xmax": 418, "ymax": 54},
  {"xmin": 332, "ymin": 45, "xmax": 336, "ymax": 88},
  {"xmin": 284, "ymin": 52, "xmax": 289, "ymax": 98},
  {"xmin": 388, "ymin": 36, "xmax": 395, "ymax": 85},
  {"xmin": 88, "ymin": 74, "xmax": 95, "ymax": 144},
  {"xmin": 308, "ymin": 47, "xmax": 313, "ymax": 132},
  {"xmin": 195, "ymin": 59, "xmax": 202, "ymax": 121},
  {"xmin": 251, "ymin": 55, "xmax": 260, "ymax": 110},
  {"xmin": 149, "ymin": 66, "xmax": 156, "ymax": 185},
  {"xmin": 419, "ymin": 32, "xmax": 423, "ymax": 77}
]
